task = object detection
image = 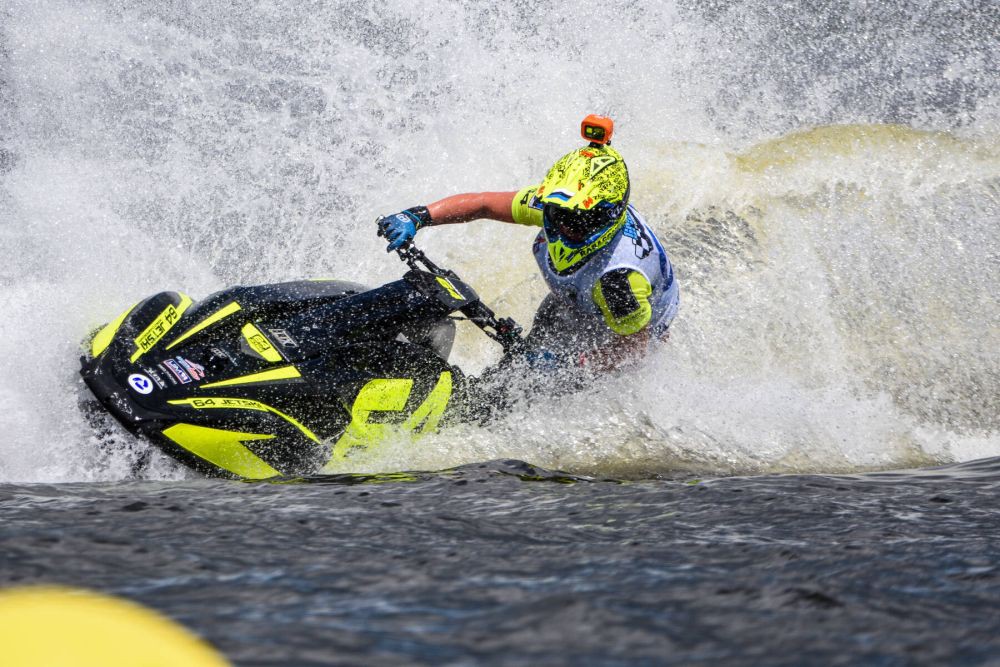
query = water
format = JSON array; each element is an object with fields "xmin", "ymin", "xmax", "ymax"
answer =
[
  {"xmin": 1, "ymin": 0, "xmax": 999, "ymax": 663},
  {"xmin": 5, "ymin": 460, "xmax": 1000, "ymax": 665}
]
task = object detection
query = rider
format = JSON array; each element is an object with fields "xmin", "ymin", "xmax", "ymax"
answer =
[{"xmin": 377, "ymin": 115, "xmax": 678, "ymax": 371}]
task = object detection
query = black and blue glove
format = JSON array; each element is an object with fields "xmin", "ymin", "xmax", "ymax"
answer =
[{"xmin": 376, "ymin": 206, "xmax": 433, "ymax": 251}]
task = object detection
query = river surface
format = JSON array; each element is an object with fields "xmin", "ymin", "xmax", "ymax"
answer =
[{"xmin": 5, "ymin": 459, "xmax": 1000, "ymax": 665}]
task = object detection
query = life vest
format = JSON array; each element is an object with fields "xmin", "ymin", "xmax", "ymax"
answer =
[{"xmin": 531, "ymin": 206, "xmax": 678, "ymax": 335}]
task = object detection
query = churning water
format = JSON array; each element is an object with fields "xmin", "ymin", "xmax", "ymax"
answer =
[{"xmin": 2, "ymin": 0, "xmax": 997, "ymax": 482}]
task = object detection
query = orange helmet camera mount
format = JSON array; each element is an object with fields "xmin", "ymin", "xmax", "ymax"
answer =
[{"xmin": 581, "ymin": 114, "xmax": 614, "ymax": 146}]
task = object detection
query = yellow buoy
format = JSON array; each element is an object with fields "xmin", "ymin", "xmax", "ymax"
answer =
[{"xmin": 0, "ymin": 586, "xmax": 230, "ymax": 666}]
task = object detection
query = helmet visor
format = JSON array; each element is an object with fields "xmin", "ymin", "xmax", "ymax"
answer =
[{"xmin": 543, "ymin": 203, "xmax": 621, "ymax": 244}]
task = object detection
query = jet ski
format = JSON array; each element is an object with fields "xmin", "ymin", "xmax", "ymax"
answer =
[{"xmin": 79, "ymin": 244, "xmax": 527, "ymax": 480}]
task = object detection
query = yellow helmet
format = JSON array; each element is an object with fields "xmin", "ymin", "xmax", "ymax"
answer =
[{"xmin": 537, "ymin": 144, "xmax": 630, "ymax": 274}]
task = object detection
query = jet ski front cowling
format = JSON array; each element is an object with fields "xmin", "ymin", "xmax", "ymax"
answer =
[{"xmin": 80, "ymin": 276, "xmax": 466, "ymax": 478}]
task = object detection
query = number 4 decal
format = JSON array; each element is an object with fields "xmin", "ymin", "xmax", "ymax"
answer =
[{"xmin": 329, "ymin": 371, "xmax": 453, "ymax": 461}]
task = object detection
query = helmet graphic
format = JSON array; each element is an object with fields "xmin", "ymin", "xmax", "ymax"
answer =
[{"xmin": 537, "ymin": 144, "xmax": 630, "ymax": 274}]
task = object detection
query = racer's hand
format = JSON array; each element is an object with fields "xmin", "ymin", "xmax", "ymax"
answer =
[{"xmin": 376, "ymin": 206, "xmax": 432, "ymax": 252}]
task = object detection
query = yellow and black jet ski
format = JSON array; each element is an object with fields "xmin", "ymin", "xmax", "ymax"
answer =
[{"xmin": 79, "ymin": 244, "xmax": 525, "ymax": 480}]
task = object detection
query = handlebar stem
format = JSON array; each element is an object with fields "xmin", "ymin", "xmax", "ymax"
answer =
[{"xmin": 394, "ymin": 242, "xmax": 526, "ymax": 356}]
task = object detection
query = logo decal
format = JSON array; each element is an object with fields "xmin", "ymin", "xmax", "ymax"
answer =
[
  {"xmin": 247, "ymin": 333, "xmax": 274, "ymax": 356},
  {"xmin": 157, "ymin": 363, "xmax": 179, "ymax": 385},
  {"xmin": 211, "ymin": 346, "xmax": 238, "ymax": 363},
  {"xmin": 142, "ymin": 366, "xmax": 167, "ymax": 389},
  {"xmin": 129, "ymin": 296, "xmax": 192, "ymax": 363},
  {"xmin": 177, "ymin": 357, "xmax": 206, "ymax": 381},
  {"xmin": 127, "ymin": 373, "xmax": 155, "ymax": 395},
  {"xmin": 179, "ymin": 397, "xmax": 267, "ymax": 410},
  {"xmin": 435, "ymin": 277, "xmax": 465, "ymax": 301},
  {"xmin": 590, "ymin": 155, "xmax": 617, "ymax": 177},
  {"xmin": 268, "ymin": 329, "xmax": 298, "ymax": 348},
  {"xmin": 163, "ymin": 358, "xmax": 192, "ymax": 384},
  {"xmin": 330, "ymin": 372, "xmax": 453, "ymax": 461},
  {"xmin": 623, "ymin": 218, "xmax": 652, "ymax": 259}
]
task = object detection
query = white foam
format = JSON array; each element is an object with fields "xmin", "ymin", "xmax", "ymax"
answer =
[{"xmin": 1, "ymin": 0, "xmax": 997, "ymax": 481}]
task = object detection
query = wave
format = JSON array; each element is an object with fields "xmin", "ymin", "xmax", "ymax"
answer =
[{"xmin": 0, "ymin": 1, "xmax": 997, "ymax": 481}]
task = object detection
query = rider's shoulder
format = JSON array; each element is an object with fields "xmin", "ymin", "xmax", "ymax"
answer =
[{"xmin": 512, "ymin": 184, "xmax": 545, "ymax": 227}]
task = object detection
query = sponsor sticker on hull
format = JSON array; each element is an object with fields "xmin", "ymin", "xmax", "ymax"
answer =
[
  {"xmin": 163, "ymin": 358, "xmax": 192, "ymax": 384},
  {"xmin": 211, "ymin": 346, "xmax": 238, "ymax": 364},
  {"xmin": 127, "ymin": 373, "xmax": 155, "ymax": 395},
  {"xmin": 157, "ymin": 363, "xmax": 179, "ymax": 386},
  {"xmin": 247, "ymin": 333, "xmax": 272, "ymax": 354},
  {"xmin": 130, "ymin": 300, "xmax": 188, "ymax": 362},
  {"xmin": 180, "ymin": 397, "xmax": 267, "ymax": 410},
  {"xmin": 142, "ymin": 366, "xmax": 167, "ymax": 389},
  {"xmin": 177, "ymin": 357, "xmax": 206, "ymax": 381}
]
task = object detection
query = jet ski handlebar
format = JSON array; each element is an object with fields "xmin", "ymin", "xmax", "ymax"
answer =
[{"xmin": 394, "ymin": 243, "xmax": 527, "ymax": 357}]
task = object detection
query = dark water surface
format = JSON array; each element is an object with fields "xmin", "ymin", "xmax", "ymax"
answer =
[{"xmin": 3, "ymin": 459, "xmax": 1000, "ymax": 666}]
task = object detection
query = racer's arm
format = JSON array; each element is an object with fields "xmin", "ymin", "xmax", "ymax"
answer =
[
  {"xmin": 426, "ymin": 192, "xmax": 518, "ymax": 225},
  {"xmin": 377, "ymin": 191, "xmax": 530, "ymax": 250}
]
